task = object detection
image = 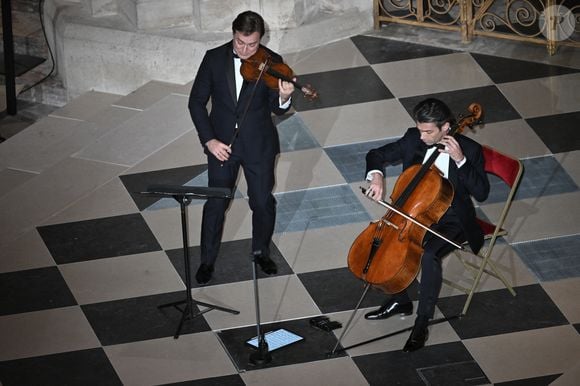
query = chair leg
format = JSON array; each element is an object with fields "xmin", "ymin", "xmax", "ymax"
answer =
[{"xmin": 461, "ymin": 253, "xmax": 516, "ymax": 315}]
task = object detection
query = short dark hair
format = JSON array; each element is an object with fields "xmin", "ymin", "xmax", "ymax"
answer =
[
  {"xmin": 232, "ymin": 10, "xmax": 265, "ymax": 37},
  {"xmin": 412, "ymin": 98, "xmax": 455, "ymax": 129}
]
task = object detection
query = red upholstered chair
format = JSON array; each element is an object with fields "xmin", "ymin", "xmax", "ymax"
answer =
[{"xmin": 443, "ymin": 145, "xmax": 524, "ymax": 315}]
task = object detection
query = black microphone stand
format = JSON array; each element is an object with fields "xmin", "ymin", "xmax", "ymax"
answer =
[{"xmin": 248, "ymin": 253, "xmax": 271, "ymax": 365}]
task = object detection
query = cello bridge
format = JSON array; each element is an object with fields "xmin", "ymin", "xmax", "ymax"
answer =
[{"xmin": 381, "ymin": 218, "xmax": 399, "ymax": 229}]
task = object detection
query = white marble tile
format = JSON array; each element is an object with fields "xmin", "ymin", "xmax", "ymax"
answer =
[
  {"xmin": 105, "ymin": 332, "xmax": 237, "ymax": 386},
  {"xmin": 274, "ymin": 148, "xmax": 345, "ymax": 193},
  {"xmin": 372, "ymin": 52, "xmax": 493, "ymax": 98},
  {"xmin": 285, "ymin": 38, "xmax": 369, "ymax": 75},
  {"xmin": 41, "ymin": 177, "xmax": 138, "ymax": 225},
  {"xmin": 465, "ymin": 325, "xmax": 580, "ymax": 383},
  {"xmin": 0, "ymin": 157, "xmax": 127, "ymax": 247},
  {"xmin": 440, "ymin": 243, "xmax": 538, "ymax": 299},
  {"xmin": 49, "ymin": 90, "xmax": 123, "ymax": 121},
  {"xmin": 273, "ymin": 222, "xmax": 363, "ymax": 273},
  {"xmin": 74, "ymin": 94, "xmax": 194, "ymax": 167},
  {"xmin": 299, "ymin": 99, "xmax": 413, "ymax": 147},
  {"xmin": 481, "ymin": 191, "xmax": 580, "ymax": 243},
  {"xmin": 464, "ymin": 119, "xmax": 552, "ymax": 159},
  {"xmin": 0, "ymin": 306, "xmax": 100, "ymax": 361},
  {"xmin": 0, "ymin": 229, "xmax": 55, "ymax": 273},
  {"xmin": 113, "ymin": 80, "xmax": 190, "ymax": 110},
  {"xmin": 198, "ymin": 275, "xmax": 320, "ymax": 330},
  {"xmin": 498, "ymin": 73, "xmax": 580, "ymax": 118},
  {"xmin": 0, "ymin": 116, "xmax": 84, "ymax": 173},
  {"xmin": 0, "ymin": 167, "xmax": 37, "ymax": 198},
  {"xmin": 124, "ymin": 130, "xmax": 205, "ymax": 174},
  {"xmin": 142, "ymin": 196, "xmax": 252, "ymax": 250},
  {"xmin": 59, "ymin": 251, "xmax": 184, "ymax": 304},
  {"xmin": 1, "ymin": 106, "xmax": 137, "ymax": 174},
  {"xmin": 85, "ymin": 104, "xmax": 141, "ymax": 132},
  {"xmin": 141, "ymin": 205, "xmax": 201, "ymax": 251}
]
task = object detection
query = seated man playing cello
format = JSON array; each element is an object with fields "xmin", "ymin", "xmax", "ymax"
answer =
[{"xmin": 363, "ymin": 98, "xmax": 490, "ymax": 352}]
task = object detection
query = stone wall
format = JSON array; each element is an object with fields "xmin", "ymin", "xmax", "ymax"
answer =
[{"xmin": 44, "ymin": 0, "xmax": 373, "ymax": 100}]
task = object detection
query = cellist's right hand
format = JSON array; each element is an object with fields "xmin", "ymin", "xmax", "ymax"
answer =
[{"xmin": 365, "ymin": 172, "xmax": 384, "ymax": 201}]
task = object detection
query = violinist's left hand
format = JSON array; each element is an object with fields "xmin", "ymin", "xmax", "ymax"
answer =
[
  {"xmin": 279, "ymin": 78, "xmax": 295, "ymax": 104},
  {"xmin": 439, "ymin": 135, "xmax": 465, "ymax": 164}
]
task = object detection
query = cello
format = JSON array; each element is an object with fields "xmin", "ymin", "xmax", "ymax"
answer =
[
  {"xmin": 347, "ymin": 102, "xmax": 483, "ymax": 294},
  {"xmin": 330, "ymin": 103, "xmax": 483, "ymax": 356}
]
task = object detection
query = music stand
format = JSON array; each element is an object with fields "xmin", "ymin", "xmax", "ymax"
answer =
[{"xmin": 139, "ymin": 184, "xmax": 240, "ymax": 339}]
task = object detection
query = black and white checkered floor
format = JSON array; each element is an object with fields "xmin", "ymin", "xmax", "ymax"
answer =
[{"xmin": 1, "ymin": 26, "xmax": 580, "ymax": 385}]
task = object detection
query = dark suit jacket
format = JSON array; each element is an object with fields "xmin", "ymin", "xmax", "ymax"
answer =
[
  {"xmin": 366, "ymin": 127, "xmax": 490, "ymax": 253},
  {"xmin": 188, "ymin": 41, "xmax": 291, "ymax": 163}
]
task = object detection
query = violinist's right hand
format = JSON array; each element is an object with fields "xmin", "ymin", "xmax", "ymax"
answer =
[
  {"xmin": 365, "ymin": 172, "xmax": 384, "ymax": 202},
  {"xmin": 206, "ymin": 139, "xmax": 231, "ymax": 162}
]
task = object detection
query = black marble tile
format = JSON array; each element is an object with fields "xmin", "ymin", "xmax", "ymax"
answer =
[
  {"xmin": 437, "ymin": 284, "xmax": 569, "ymax": 339},
  {"xmin": 119, "ymin": 165, "xmax": 209, "ymax": 210},
  {"xmin": 166, "ymin": 239, "xmax": 292, "ymax": 288},
  {"xmin": 0, "ymin": 348, "xmax": 122, "ymax": 386},
  {"xmin": 217, "ymin": 318, "xmax": 346, "ymax": 372},
  {"xmin": 526, "ymin": 111, "xmax": 580, "ymax": 153},
  {"xmin": 81, "ymin": 291, "xmax": 211, "ymax": 346},
  {"xmin": 298, "ymin": 267, "xmax": 419, "ymax": 314},
  {"xmin": 324, "ymin": 139, "xmax": 402, "ymax": 183},
  {"xmin": 399, "ymin": 85, "xmax": 521, "ymax": 125},
  {"xmin": 494, "ymin": 373, "xmax": 562, "ymax": 386},
  {"xmin": 273, "ymin": 113, "xmax": 320, "ymax": 152},
  {"xmin": 471, "ymin": 53, "xmax": 580, "ymax": 83},
  {"xmin": 275, "ymin": 185, "xmax": 372, "ymax": 232},
  {"xmin": 351, "ymin": 35, "xmax": 457, "ymax": 64},
  {"xmin": 37, "ymin": 213, "xmax": 162, "ymax": 264},
  {"xmin": 353, "ymin": 341, "xmax": 489, "ymax": 385},
  {"xmin": 0, "ymin": 266, "xmax": 77, "ymax": 315},
  {"xmin": 161, "ymin": 374, "xmax": 245, "ymax": 386},
  {"xmin": 512, "ymin": 156, "xmax": 579, "ymax": 201},
  {"xmin": 292, "ymin": 66, "xmax": 394, "ymax": 112},
  {"xmin": 513, "ymin": 234, "xmax": 580, "ymax": 282}
]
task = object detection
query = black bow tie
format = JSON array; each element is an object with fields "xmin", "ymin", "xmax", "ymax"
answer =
[{"xmin": 233, "ymin": 52, "xmax": 240, "ymax": 59}]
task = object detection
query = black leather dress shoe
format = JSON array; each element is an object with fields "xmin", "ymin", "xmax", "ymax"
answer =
[
  {"xmin": 364, "ymin": 300, "xmax": 413, "ymax": 320},
  {"xmin": 403, "ymin": 323, "xmax": 429, "ymax": 352},
  {"xmin": 254, "ymin": 254, "xmax": 277, "ymax": 275},
  {"xmin": 195, "ymin": 263, "xmax": 214, "ymax": 284}
]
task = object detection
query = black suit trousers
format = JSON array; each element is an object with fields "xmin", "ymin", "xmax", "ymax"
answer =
[
  {"xmin": 200, "ymin": 153, "xmax": 276, "ymax": 265},
  {"xmin": 392, "ymin": 208, "xmax": 466, "ymax": 318}
]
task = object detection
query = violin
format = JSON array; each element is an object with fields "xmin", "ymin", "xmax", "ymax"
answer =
[
  {"xmin": 240, "ymin": 46, "xmax": 318, "ymax": 100},
  {"xmin": 347, "ymin": 103, "xmax": 483, "ymax": 294}
]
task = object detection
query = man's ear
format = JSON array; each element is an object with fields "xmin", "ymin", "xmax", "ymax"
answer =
[{"xmin": 443, "ymin": 122, "xmax": 451, "ymax": 132}]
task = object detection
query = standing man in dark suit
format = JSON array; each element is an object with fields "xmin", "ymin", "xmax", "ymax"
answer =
[
  {"xmin": 363, "ymin": 98, "xmax": 489, "ymax": 351},
  {"xmin": 188, "ymin": 10, "xmax": 295, "ymax": 284}
]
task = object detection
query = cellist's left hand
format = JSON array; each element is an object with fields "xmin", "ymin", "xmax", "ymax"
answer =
[{"xmin": 439, "ymin": 135, "xmax": 465, "ymax": 164}]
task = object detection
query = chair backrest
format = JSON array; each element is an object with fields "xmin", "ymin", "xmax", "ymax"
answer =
[
  {"xmin": 478, "ymin": 145, "xmax": 524, "ymax": 239},
  {"xmin": 482, "ymin": 145, "xmax": 522, "ymax": 188}
]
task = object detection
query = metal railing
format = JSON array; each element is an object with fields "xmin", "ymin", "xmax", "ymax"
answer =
[{"xmin": 373, "ymin": 0, "xmax": 580, "ymax": 55}]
